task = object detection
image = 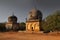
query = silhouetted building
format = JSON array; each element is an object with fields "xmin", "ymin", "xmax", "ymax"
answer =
[{"xmin": 5, "ymin": 14, "xmax": 19, "ymax": 31}]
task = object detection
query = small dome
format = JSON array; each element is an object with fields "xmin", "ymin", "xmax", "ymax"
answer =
[
  {"xmin": 8, "ymin": 15, "xmax": 17, "ymax": 23},
  {"xmin": 8, "ymin": 15, "xmax": 17, "ymax": 19},
  {"xmin": 29, "ymin": 8, "xmax": 42, "ymax": 20}
]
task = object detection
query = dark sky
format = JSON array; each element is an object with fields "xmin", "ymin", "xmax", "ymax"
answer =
[{"xmin": 0, "ymin": 0, "xmax": 60, "ymax": 22}]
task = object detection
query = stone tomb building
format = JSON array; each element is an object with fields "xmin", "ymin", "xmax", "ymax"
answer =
[
  {"xmin": 26, "ymin": 8, "xmax": 42, "ymax": 32},
  {"xmin": 5, "ymin": 15, "xmax": 19, "ymax": 31}
]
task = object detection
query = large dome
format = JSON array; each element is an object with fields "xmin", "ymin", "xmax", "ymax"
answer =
[
  {"xmin": 29, "ymin": 8, "xmax": 42, "ymax": 20},
  {"xmin": 8, "ymin": 15, "xmax": 17, "ymax": 23}
]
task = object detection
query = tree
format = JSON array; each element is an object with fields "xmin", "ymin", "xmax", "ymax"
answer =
[
  {"xmin": 19, "ymin": 22, "xmax": 26, "ymax": 31},
  {"xmin": 42, "ymin": 10, "xmax": 60, "ymax": 33},
  {"xmin": 42, "ymin": 20, "xmax": 50, "ymax": 33},
  {"xmin": 0, "ymin": 23, "xmax": 6, "ymax": 32}
]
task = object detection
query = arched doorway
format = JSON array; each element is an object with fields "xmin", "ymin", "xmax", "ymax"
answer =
[{"xmin": 31, "ymin": 27, "xmax": 34, "ymax": 31}]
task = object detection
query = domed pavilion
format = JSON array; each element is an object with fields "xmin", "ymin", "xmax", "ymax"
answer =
[
  {"xmin": 26, "ymin": 8, "xmax": 42, "ymax": 32},
  {"xmin": 5, "ymin": 14, "xmax": 19, "ymax": 31}
]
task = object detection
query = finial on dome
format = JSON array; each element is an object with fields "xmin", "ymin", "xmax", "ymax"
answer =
[
  {"xmin": 33, "ymin": 0, "xmax": 37, "ymax": 9},
  {"xmin": 12, "ymin": 11, "xmax": 14, "ymax": 16}
]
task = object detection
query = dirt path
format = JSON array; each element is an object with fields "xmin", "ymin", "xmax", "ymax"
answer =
[{"xmin": 0, "ymin": 32, "xmax": 60, "ymax": 40}]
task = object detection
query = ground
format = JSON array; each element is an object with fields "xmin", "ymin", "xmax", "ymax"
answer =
[{"xmin": 0, "ymin": 32, "xmax": 60, "ymax": 40}]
